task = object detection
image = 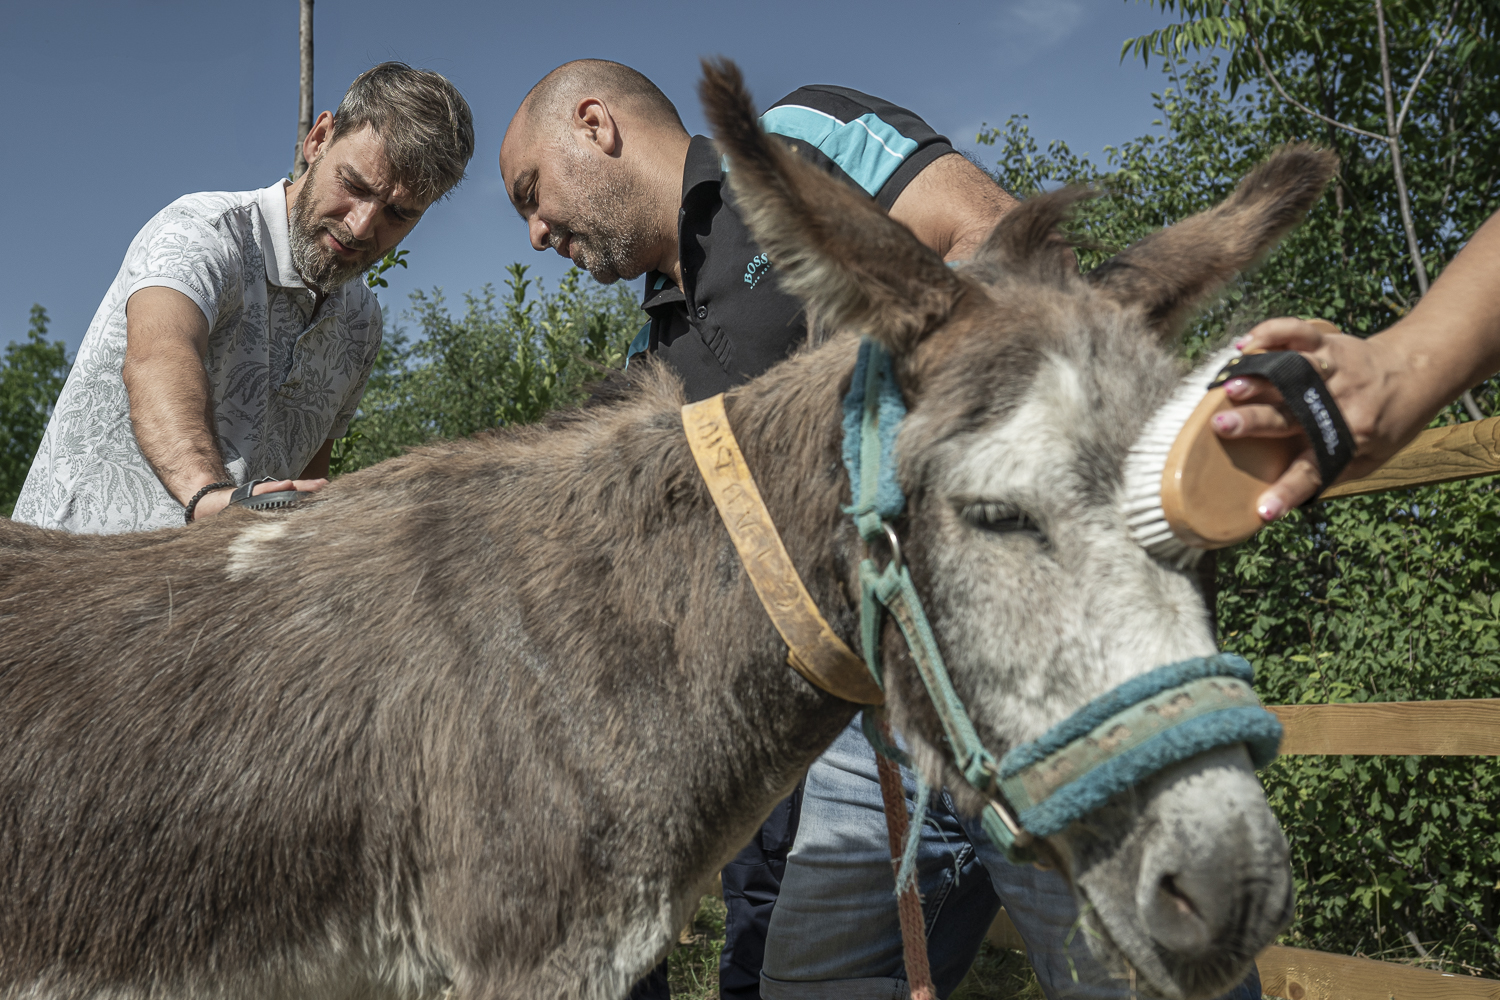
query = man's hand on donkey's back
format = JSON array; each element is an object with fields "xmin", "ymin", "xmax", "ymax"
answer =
[{"xmin": 189, "ymin": 478, "xmax": 329, "ymax": 521}]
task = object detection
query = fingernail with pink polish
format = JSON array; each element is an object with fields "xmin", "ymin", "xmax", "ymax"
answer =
[
  {"xmin": 1223, "ymin": 378, "xmax": 1250, "ymax": 397},
  {"xmin": 1233, "ymin": 337, "xmax": 1249, "ymax": 350},
  {"xmin": 1213, "ymin": 412, "xmax": 1241, "ymax": 433},
  {"xmin": 1258, "ymin": 497, "xmax": 1286, "ymax": 522}
]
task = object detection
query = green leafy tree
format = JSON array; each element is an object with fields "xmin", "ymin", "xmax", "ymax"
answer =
[
  {"xmin": 1, "ymin": 306, "xmax": 70, "ymax": 517},
  {"xmin": 979, "ymin": 58, "xmax": 1355, "ymax": 364},
  {"xmin": 365, "ymin": 248, "xmax": 409, "ymax": 289},
  {"xmin": 1223, "ymin": 480, "xmax": 1500, "ymax": 975},
  {"xmin": 975, "ymin": 4, "xmax": 1500, "ymax": 972},
  {"xmin": 1127, "ymin": 0, "xmax": 1500, "ymax": 414},
  {"xmin": 331, "ymin": 264, "xmax": 643, "ymax": 473}
]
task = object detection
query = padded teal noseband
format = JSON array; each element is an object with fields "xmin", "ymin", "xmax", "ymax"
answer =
[{"xmin": 842, "ymin": 338, "xmax": 1283, "ymax": 861}]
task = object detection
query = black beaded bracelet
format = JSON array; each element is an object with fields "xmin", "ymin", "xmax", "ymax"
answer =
[{"xmin": 183, "ymin": 481, "xmax": 236, "ymax": 524}]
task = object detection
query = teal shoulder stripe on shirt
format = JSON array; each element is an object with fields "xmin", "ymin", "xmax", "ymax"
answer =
[{"xmin": 759, "ymin": 105, "xmax": 918, "ymax": 197}]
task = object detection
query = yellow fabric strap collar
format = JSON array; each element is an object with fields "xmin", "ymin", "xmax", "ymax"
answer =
[{"xmin": 682, "ymin": 394, "xmax": 885, "ymax": 705}]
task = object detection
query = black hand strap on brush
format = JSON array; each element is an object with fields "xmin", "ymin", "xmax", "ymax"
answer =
[
  {"xmin": 228, "ymin": 477, "xmax": 314, "ymax": 511},
  {"xmin": 1209, "ymin": 351, "xmax": 1355, "ymax": 493}
]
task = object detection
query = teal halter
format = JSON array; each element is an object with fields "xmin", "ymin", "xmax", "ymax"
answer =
[{"xmin": 841, "ymin": 338, "xmax": 1283, "ymax": 861}]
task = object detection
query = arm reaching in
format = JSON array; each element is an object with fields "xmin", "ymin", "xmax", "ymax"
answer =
[
  {"xmin": 122, "ymin": 287, "xmax": 326, "ymax": 521},
  {"xmin": 1213, "ymin": 209, "xmax": 1500, "ymax": 520},
  {"xmin": 889, "ymin": 152, "xmax": 1019, "ymax": 262}
]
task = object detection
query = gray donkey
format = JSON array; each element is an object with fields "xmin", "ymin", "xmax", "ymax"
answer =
[{"xmin": 0, "ymin": 61, "xmax": 1333, "ymax": 1000}]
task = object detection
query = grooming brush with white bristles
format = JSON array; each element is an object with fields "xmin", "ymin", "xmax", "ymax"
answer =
[{"xmin": 1121, "ymin": 320, "xmax": 1343, "ymax": 567}]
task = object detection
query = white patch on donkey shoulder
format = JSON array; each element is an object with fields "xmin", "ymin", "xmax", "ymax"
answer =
[
  {"xmin": 611, "ymin": 885, "xmax": 677, "ymax": 994},
  {"xmin": 226, "ymin": 521, "xmax": 290, "ymax": 581}
]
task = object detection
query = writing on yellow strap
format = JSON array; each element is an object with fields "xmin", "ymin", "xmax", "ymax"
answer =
[{"xmin": 682, "ymin": 394, "xmax": 884, "ymax": 705}]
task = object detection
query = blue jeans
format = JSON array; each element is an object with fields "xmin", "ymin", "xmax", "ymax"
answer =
[
  {"xmin": 721, "ymin": 785, "xmax": 804, "ymax": 1000},
  {"xmin": 758, "ymin": 719, "xmax": 1261, "ymax": 1000}
]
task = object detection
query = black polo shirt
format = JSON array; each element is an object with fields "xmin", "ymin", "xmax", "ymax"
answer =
[{"xmin": 636, "ymin": 85, "xmax": 954, "ymax": 403}]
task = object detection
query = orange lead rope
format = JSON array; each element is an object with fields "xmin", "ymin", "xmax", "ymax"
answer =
[{"xmin": 875, "ymin": 721, "xmax": 937, "ymax": 1000}]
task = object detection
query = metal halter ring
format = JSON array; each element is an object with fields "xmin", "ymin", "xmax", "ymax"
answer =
[{"xmin": 867, "ymin": 520, "xmax": 903, "ymax": 573}]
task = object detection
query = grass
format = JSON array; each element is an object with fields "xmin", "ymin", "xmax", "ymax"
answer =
[
  {"xmin": 669, "ymin": 894, "xmax": 728, "ymax": 1000},
  {"xmin": 667, "ymin": 895, "xmax": 1045, "ymax": 1000},
  {"xmin": 949, "ymin": 945, "xmax": 1047, "ymax": 1000}
]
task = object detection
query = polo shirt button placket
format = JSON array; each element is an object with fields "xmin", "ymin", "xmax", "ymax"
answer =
[{"xmin": 279, "ymin": 314, "xmax": 328, "ymax": 397}]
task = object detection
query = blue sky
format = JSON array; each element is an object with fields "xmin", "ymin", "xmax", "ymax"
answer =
[{"xmin": 0, "ymin": 0, "xmax": 1187, "ymax": 353}]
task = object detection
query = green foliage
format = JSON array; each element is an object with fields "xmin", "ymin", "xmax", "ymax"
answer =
[
  {"xmin": 365, "ymin": 248, "xmax": 409, "ymax": 289},
  {"xmin": 950, "ymin": 944, "xmax": 1046, "ymax": 1000},
  {"xmin": 979, "ymin": 49, "xmax": 1496, "ymax": 356},
  {"xmin": 1126, "ymin": 1, "xmax": 1500, "ymax": 303},
  {"xmin": 0, "ymin": 305, "xmax": 70, "ymax": 517},
  {"xmin": 331, "ymin": 264, "xmax": 644, "ymax": 474},
  {"xmin": 978, "ymin": 9, "xmax": 1500, "ymax": 973},
  {"xmin": 977, "ymin": 59, "xmax": 1276, "ymax": 361},
  {"xmin": 670, "ymin": 893, "xmax": 727, "ymax": 1000},
  {"xmin": 1223, "ymin": 488, "xmax": 1500, "ymax": 974}
]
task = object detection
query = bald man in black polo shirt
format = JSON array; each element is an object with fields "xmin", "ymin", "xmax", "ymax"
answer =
[{"xmin": 499, "ymin": 59, "xmax": 1261, "ymax": 1000}]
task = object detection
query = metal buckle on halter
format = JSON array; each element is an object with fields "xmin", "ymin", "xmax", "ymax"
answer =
[
  {"xmin": 987, "ymin": 800, "xmax": 1033, "ymax": 846},
  {"xmin": 977, "ymin": 762, "xmax": 1040, "ymax": 864}
]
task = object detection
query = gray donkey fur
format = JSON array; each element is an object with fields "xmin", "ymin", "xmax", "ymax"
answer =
[{"xmin": 0, "ymin": 60, "xmax": 1335, "ymax": 1000}]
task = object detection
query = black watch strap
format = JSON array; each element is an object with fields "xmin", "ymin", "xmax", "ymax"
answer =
[{"xmin": 1209, "ymin": 351, "xmax": 1355, "ymax": 494}]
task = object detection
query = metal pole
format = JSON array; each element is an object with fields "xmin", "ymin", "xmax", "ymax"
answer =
[{"xmin": 291, "ymin": 0, "xmax": 314, "ymax": 180}]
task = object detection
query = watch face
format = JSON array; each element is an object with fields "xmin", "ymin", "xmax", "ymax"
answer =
[{"xmin": 233, "ymin": 491, "xmax": 314, "ymax": 512}]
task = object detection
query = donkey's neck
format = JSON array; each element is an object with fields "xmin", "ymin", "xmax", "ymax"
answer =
[
  {"xmin": 721, "ymin": 334, "xmax": 869, "ymax": 653},
  {"xmin": 466, "ymin": 333, "xmax": 868, "ymax": 882}
]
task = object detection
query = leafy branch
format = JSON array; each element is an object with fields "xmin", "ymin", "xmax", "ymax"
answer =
[
  {"xmin": 1128, "ymin": 0, "xmax": 1482, "ymax": 419},
  {"xmin": 365, "ymin": 248, "xmax": 410, "ymax": 289}
]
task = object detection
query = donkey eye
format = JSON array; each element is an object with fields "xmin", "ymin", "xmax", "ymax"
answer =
[{"xmin": 960, "ymin": 501, "xmax": 1047, "ymax": 542}]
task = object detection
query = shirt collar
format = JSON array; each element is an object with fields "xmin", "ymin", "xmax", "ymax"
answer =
[
  {"xmin": 258, "ymin": 179, "xmax": 305, "ymax": 290},
  {"xmin": 682, "ymin": 134, "xmax": 722, "ymax": 196},
  {"xmin": 638, "ymin": 136, "xmax": 723, "ymax": 312},
  {"xmin": 640, "ymin": 271, "xmax": 684, "ymax": 311}
]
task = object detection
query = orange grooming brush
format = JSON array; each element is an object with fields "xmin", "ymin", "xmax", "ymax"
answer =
[{"xmin": 1122, "ymin": 320, "xmax": 1351, "ymax": 564}]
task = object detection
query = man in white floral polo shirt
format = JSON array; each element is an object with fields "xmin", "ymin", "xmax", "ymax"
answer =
[{"xmin": 13, "ymin": 62, "xmax": 474, "ymax": 533}]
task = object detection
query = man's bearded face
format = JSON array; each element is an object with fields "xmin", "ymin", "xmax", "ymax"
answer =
[
  {"xmin": 548, "ymin": 143, "xmax": 657, "ymax": 285},
  {"xmin": 289, "ymin": 155, "xmax": 386, "ymax": 292}
]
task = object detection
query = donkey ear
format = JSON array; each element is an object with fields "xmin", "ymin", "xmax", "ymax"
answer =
[
  {"xmin": 1086, "ymin": 145, "xmax": 1338, "ymax": 339},
  {"xmin": 969, "ymin": 184, "xmax": 1095, "ymax": 284},
  {"xmin": 698, "ymin": 59, "xmax": 964, "ymax": 357}
]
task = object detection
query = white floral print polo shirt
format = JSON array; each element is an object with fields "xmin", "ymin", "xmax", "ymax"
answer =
[{"xmin": 13, "ymin": 180, "xmax": 382, "ymax": 534}]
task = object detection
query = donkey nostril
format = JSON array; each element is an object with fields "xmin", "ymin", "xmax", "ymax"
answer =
[
  {"xmin": 1161, "ymin": 874, "xmax": 1199, "ymax": 918},
  {"xmin": 1143, "ymin": 872, "xmax": 1212, "ymax": 956}
]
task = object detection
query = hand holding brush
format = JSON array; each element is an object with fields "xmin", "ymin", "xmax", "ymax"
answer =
[{"xmin": 1217, "ymin": 208, "xmax": 1500, "ymax": 523}]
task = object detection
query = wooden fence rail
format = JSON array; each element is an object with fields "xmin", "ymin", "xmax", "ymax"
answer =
[
  {"xmin": 1262, "ymin": 419, "xmax": 1500, "ymax": 996},
  {"xmin": 1255, "ymin": 703, "xmax": 1500, "ymax": 997},
  {"xmin": 1258, "ymin": 945, "xmax": 1500, "ymax": 1000},
  {"xmin": 1270, "ymin": 699, "xmax": 1500, "ymax": 756},
  {"xmin": 1322, "ymin": 414, "xmax": 1500, "ymax": 499}
]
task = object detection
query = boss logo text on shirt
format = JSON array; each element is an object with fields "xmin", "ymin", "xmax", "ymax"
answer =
[{"xmin": 743, "ymin": 253, "xmax": 772, "ymax": 288}]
